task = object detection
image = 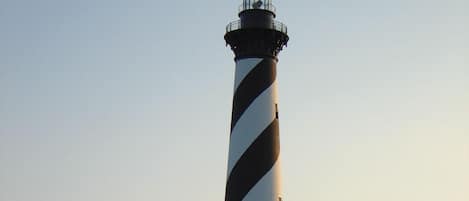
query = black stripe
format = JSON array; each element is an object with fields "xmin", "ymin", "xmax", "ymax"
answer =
[
  {"xmin": 225, "ymin": 119, "xmax": 280, "ymax": 201},
  {"xmin": 231, "ymin": 59, "xmax": 276, "ymax": 131}
]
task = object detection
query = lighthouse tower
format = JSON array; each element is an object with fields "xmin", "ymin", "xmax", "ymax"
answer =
[{"xmin": 224, "ymin": 0, "xmax": 289, "ymax": 201}]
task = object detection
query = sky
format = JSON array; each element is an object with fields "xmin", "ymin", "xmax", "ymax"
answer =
[{"xmin": 0, "ymin": 0, "xmax": 468, "ymax": 201}]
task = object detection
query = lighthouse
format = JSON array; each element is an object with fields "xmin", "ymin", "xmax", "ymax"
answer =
[{"xmin": 224, "ymin": 0, "xmax": 289, "ymax": 201}]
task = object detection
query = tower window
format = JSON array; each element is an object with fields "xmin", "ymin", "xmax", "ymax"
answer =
[{"xmin": 275, "ymin": 104, "xmax": 279, "ymax": 119}]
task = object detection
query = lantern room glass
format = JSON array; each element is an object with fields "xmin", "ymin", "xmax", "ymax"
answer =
[{"xmin": 239, "ymin": 0, "xmax": 276, "ymax": 13}]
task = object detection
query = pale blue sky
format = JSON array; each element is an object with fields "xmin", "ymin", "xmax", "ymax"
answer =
[{"xmin": 1, "ymin": 0, "xmax": 468, "ymax": 201}]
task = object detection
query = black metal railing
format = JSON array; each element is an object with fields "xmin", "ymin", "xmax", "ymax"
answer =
[
  {"xmin": 239, "ymin": 0, "xmax": 276, "ymax": 13},
  {"xmin": 226, "ymin": 19, "xmax": 288, "ymax": 34}
]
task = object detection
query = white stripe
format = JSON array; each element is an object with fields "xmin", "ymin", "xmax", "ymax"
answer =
[
  {"xmin": 234, "ymin": 58, "xmax": 263, "ymax": 90},
  {"xmin": 242, "ymin": 158, "xmax": 282, "ymax": 201},
  {"xmin": 227, "ymin": 81, "xmax": 278, "ymax": 175}
]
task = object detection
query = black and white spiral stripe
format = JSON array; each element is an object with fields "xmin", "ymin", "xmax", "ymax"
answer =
[{"xmin": 225, "ymin": 58, "xmax": 282, "ymax": 201}]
